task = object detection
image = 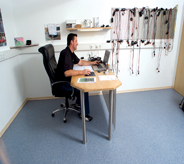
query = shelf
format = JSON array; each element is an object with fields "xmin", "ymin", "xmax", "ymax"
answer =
[
  {"xmin": 10, "ymin": 44, "xmax": 39, "ymax": 49},
  {"xmin": 66, "ymin": 27, "xmax": 113, "ymax": 32}
]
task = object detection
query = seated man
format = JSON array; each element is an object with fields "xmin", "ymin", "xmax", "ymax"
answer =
[{"xmin": 55, "ymin": 33, "xmax": 99, "ymax": 121}]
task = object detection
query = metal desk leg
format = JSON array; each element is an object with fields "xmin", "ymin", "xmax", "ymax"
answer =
[
  {"xmin": 109, "ymin": 90, "xmax": 113, "ymax": 140},
  {"xmin": 80, "ymin": 91, "xmax": 86, "ymax": 144}
]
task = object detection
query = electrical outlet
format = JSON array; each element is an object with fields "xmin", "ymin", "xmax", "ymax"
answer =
[
  {"xmin": 95, "ymin": 44, "xmax": 102, "ymax": 49},
  {"xmin": 0, "ymin": 54, "xmax": 4, "ymax": 61},
  {"xmin": 90, "ymin": 45, "xmax": 94, "ymax": 49}
]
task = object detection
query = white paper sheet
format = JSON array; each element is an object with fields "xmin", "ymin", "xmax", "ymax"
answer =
[
  {"xmin": 82, "ymin": 66, "xmax": 94, "ymax": 72},
  {"xmin": 73, "ymin": 65, "xmax": 94, "ymax": 72},
  {"xmin": 48, "ymin": 24, "xmax": 57, "ymax": 35},
  {"xmin": 73, "ymin": 65, "xmax": 84, "ymax": 70},
  {"xmin": 98, "ymin": 75, "xmax": 117, "ymax": 81}
]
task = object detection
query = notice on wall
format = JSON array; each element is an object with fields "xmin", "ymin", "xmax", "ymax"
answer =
[
  {"xmin": 48, "ymin": 24, "xmax": 57, "ymax": 35},
  {"xmin": 44, "ymin": 24, "xmax": 61, "ymax": 41}
]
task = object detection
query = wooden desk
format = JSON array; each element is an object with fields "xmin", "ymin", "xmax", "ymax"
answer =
[{"xmin": 71, "ymin": 71, "xmax": 122, "ymax": 144}]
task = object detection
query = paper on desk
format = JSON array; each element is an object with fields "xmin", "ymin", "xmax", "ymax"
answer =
[
  {"xmin": 98, "ymin": 75, "xmax": 117, "ymax": 81},
  {"xmin": 73, "ymin": 65, "xmax": 94, "ymax": 72},
  {"xmin": 83, "ymin": 66, "xmax": 93, "ymax": 72},
  {"xmin": 73, "ymin": 65, "xmax": 84, "ymax": 70}
]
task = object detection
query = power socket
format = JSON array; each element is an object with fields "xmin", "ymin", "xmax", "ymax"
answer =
[
  {"xmin": 95, "ymin": 44, "xmax": 101, "ymax": 49},
  {"xmin": 90, "ymin": 45, "xmax": 94, "ymax": 49},
  {"xmin": 0, "ymin": 54, "xmax": 4, "ymax": 61}
]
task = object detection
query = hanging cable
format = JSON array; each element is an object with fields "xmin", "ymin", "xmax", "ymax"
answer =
[
  {"xmin": 110, "ymin": 6, "xmax": 177, "ymax": 75},
  {"xmin": 137, "ymin": 40, "xmax": 141, "ymax": 75},
  {"xmin": 156, "ymin": 9, "xmax": 163, "ymax": 72}
]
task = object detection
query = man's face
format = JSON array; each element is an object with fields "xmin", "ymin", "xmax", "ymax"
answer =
[{"xmin": 71, "ymin": 36, "xmax": 78, "ymax": 51}]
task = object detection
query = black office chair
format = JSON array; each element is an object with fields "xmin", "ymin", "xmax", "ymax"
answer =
[{"xmin": 38, "ymin": 44, "xmax": 80, "ymax": 123}]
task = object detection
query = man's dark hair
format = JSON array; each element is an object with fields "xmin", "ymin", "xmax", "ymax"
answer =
[{"xmin": 67, "ymin": 33, "xmax": 77, "ymax": 46}]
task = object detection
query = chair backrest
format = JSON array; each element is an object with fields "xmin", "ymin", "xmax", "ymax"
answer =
[{"xmin": 38, "ymin": 44, "xmax": 57, "ymax": 84}]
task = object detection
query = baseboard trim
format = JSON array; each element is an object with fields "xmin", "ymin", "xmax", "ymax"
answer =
[
  {"xmin": 117, "ymin": 86, "xmax": 173, "ymax": 94},
  {"xmin": 0, "ymin": 86, "xmax": 173, "ymax": 137},
  {"xmin": 27, "ymin": 96, "xmax": 57, "ymax": 101},
  {"xmin": 27, "ymin": 93, "xmax": 103, "ymax": 101},
  {"xmin": 0, "ymin": 99, "xmax": 28, "ymax": 138}
]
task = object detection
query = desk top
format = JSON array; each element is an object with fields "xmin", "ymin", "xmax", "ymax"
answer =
[{"xmin": 71, "ymin": 71, "xmax": 122, "ymax": 92}]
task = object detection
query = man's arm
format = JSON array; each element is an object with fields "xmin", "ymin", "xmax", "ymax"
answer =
[
  {"xmin": 64, "ymin": 60, "xmax": 99, "ymax": 77},
  {"xmin": 64, "ymin": 69, "xmax": 91, "ymax": 77},
  {"xmin": 78, "ymin": 60, "xmax": 99, "ymax": 66}
]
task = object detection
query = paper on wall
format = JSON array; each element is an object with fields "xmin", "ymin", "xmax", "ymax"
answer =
[{"xmin": 48, "ymin": 24, "xmax": 57, "ymax": 35}]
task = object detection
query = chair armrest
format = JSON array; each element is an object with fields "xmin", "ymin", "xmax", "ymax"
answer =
[{"xmin": 51, "ymin": 81, "xmax": 70, "ymax": 87}]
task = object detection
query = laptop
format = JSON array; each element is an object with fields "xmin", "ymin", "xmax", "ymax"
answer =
[{"xmin": 92, "ymin": 50, "xmax": 110, "ymax": 71}]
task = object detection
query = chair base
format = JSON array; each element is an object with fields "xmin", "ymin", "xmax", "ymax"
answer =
[{"xmin": 51, "ymin": 103, "xmax": 80, "ymax": 123}]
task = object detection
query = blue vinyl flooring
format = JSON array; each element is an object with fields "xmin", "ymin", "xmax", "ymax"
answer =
[{"xmin": 1, "ymin": 89, "xmax": 184, "ymax": 164}]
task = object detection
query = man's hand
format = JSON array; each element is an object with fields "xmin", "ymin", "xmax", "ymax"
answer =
[
  {"xmin": 91, "ymin": 60, "xmax": 99, "ymax": 65},
  {"xmin": 82, "ymin": 69, "xmax": 91, "ymax": 75}
]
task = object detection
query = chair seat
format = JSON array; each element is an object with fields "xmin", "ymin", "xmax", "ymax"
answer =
[{"xmin": 52, "ymin": 84, "xmax": 73, "ymax": 98}]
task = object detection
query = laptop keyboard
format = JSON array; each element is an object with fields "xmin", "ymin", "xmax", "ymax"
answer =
[{"xmin": 97, "ymin": 64, "xmax": 103, "ymax": 69}]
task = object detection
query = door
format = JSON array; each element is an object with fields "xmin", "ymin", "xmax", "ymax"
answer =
[{"xmin": 174, "ymin": 22, "xmax": 184, "ymax": 96}]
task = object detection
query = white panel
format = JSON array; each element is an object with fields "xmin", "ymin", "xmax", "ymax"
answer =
[
  {"xmin": 0, "ymin": 0, "xmax": 25, "ymax": 134},
  {"xmin": 20, "ymin": 54, "xmax": 53, "ymax": 98},
  {"xmin": 0, "ymin": 56, "xmax": 26, "ymax": 133}
]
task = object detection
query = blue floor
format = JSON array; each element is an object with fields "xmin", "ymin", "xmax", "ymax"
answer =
[{"xmin": 1, "ymin": 89, "xmax": 184, "ymax": 164}]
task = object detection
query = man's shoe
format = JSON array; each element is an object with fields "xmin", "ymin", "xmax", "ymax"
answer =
[{"xmin": 78, "ymin": 113, "xmax": 93, "ymax": 122}]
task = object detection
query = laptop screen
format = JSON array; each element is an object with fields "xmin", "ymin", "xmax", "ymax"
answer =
[{"xmin": 103, "ymin": 50, "xmax": 110, "ymax": 64}]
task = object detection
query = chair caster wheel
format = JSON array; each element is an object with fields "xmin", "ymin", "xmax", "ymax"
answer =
[
  {"xmin": 51, "ymin": 113, "xmax": 55, "ymax": 117},
  {"xmin": 64, "ymin": 119, "xmax": 67, "ymax": 123}
]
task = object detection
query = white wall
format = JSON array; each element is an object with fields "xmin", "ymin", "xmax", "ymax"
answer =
[
  {"xmin": 0, "ymin": 0, "xmax": 26, "ymax": 134},
  {"xmin": 0, "ymin": 55, "xmax": 26, "ymax": 134},
  {"xmin": 11, "ymin": 0, "xmax": 184, "ymax": 45},
  {"xmin": 20, "ymin": 53, "xmax": 54, "ymax": 98}
]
